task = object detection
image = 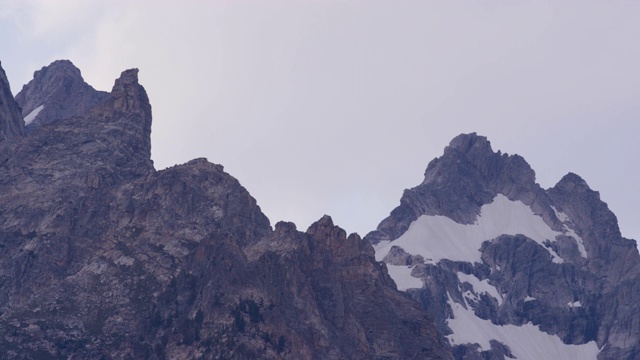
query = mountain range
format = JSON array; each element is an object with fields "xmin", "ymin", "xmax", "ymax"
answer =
[{"xmin": 0, "ymin": 60, "xmax": 638, "ymax": 359}]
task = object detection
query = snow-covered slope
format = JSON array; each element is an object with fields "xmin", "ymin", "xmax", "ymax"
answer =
[
  {"xmin": 375, "ymin": 194, "xmax": 565, "ymax": 265},
  {"xmin": 447, "ymin": 295, "xmax": 599, "ymax": 360},
  {"xmin": 374, "ymin": 193, "xmax": 600, "ymax": 357}
]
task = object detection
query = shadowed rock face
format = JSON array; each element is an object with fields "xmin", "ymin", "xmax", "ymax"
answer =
[
  {"xmin": 15, "ymin": 59, "xmax": 108, "ymax": 132},
  {"xmin": 0, "ymin": 61, "xmax": 24, "ymax": 141},
  {"xmin": 365, "ymin": 133, "xmax": 640, "ymax": 360},
  {"xmin": 0, "ymin": 61, "xmax": 452, "ymax": 360}
]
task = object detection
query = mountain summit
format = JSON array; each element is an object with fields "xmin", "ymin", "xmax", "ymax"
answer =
[
  {"xmin": 366, "ymin": 133, "xmax": 639, "ymax": 360},
  {"xmin": 15, "ymin": 59, "xmax": 108, "ymax": 131}
]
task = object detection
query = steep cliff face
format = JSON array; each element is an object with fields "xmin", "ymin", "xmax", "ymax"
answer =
[
  {"xmin": 14, "ymin": 60, "xmax": 108, "ymax": 131},
  {"xmin": 0, "ymin": 61, "xmax": 24, "ymax": 141},
  {"xmin": 366, "ymin": 133, "xmax": 640, "ymax": 360},
  {"xmin": 0, "ymin": 61, "xmax": 452, "ymax": 359}
]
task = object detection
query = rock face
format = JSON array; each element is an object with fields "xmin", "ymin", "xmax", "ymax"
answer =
[
  {"xmin": 14, "ymin": 59, "xmax": 108, "ymax": 131},
  {"xmin": 366, "ymin": 133, "xmax": 640, "ymax": 360},
  {"xmin": 0, "ymin": 61, "xmax": 452, "ymax": 359},
  {"xmin": 0, "ymin": 61, "xmax": 24, "ymax": 140}
]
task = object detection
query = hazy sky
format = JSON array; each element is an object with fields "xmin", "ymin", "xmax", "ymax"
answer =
[{"xmin": 1, "ymin": 1, "xmax": 638, "ymax": 242}]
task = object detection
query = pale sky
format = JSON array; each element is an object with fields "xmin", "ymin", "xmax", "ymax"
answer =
[{"xmin": 1, "ymin": 1, "xmax": 638, "ymax": 243}]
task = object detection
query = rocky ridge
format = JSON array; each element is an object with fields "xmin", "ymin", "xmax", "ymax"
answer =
[
  {"xmin": 0, "ymin": 60, "xmax": 452, "ymax": 359},
  {"xmin": 366, "ymin": 133, "xmax": 640, "ymax": 360}
]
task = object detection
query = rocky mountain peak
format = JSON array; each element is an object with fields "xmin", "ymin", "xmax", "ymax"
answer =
[
  {"xmin": 87, "ymin": 68, "xmax": 153, "ymax": 170},
  {"xmin": 366, "ymin": 133, "xmax": 640, "ymax": 359},
  {"xmin": 31, "ymin": 59, "xmax": 82, "ymax": 85},
  {"xmin": 367, "ymin": 133, "xmax": 542, "ymax": 244},
  {"xmin": 0, "ymin": 61, "xmax": 24, "ymax": 141},
  {"xmin": 105, "ymin": 68, "xmax": 149, "ymax": 117},
  {"xmin": 306, "ymin": 215, "xmax": 349, "ymax": 250},
  {"xmin": 444, "ymin": 132, "xmax": 492, "ymax": 155},
  {"xmin": 553, "ymin": 172, "xmax": 592, "ymax": 193},
  {"xmin": 423, "ymin": 132, "xmax": 535, "ymax": 190},
  {"xmin": 15, "ymin": 59, "xmax": 108, "ymax": 130}
]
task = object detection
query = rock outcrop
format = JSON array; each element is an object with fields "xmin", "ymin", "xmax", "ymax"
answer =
[
  {"xmin": 14, "ymin": 59, "xmax": 108, "ymax": 131},
  {"xmin": 366, "ymin": 133, "xmax": 640, "ymax": 360},
  {"xmin": 0, "ymin": 61, "xmax": 24, "ymax": 140},
  {"xmin": 0, "ymin": 61, "xmax": 452, "ymax": 359}
]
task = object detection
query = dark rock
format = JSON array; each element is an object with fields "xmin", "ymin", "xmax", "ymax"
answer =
[
  {"xmin": 0, "ymin": 61, "xmax": 453, "ymax": 360},
  {"xmin": 15, "ymin": 59, "xmax": 108, "ymax": 132},
  {"xmin": 0, "ymin": 61, "xmax": 24, "ymax": 140}
]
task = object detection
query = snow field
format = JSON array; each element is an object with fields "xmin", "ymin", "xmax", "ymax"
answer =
[
  {"xmin": 447, "ymin": 295, "xmax": 599, "ymax": 360},
  {"xmin": 375, "ymin": 194, "xmax": 565, "ymax": 264},
  {"xmin": 23, "ymin": 104, "xmax": 44, "ymax": 125}
]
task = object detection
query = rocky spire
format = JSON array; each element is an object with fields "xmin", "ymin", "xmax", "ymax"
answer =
[
  {"xmin": 91, "ymin": 68, "xmax": 153, "ymax": 166},
  {"xmin": 15, "ymin": 59, "xmax": 108, "ymax": 130},
  {"xmin": 0, "ymin": 61, "xmax": 24, "ymax": 140}
]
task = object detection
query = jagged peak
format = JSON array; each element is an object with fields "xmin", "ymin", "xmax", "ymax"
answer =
[
  {"xmin": 105, "ymin": 68, "xmax": 150, "ymax": 117},
  {"xmin": 33, "ymin": 59, "xmax": 82, "ymax": 80},
  {"xmin": 316, "ymin": 214, "xmax": 335, "ymax": 227},
  {"xmin": 113, "ymin": 68, "xmax": 139, "ymax": 87},
  {"xmin": 423, "ymin": 133, "xmax": 535, "ymax": 187},
  {"xmin": 18, "ymin": 60, "xmax": 85, "ymax": 98},
  {"xmin": 15, "ymin": 59, "xmax": 109, "ymax": 131},
  {"xmin": 306, "ymin": 215, "xmax": 345, "ymax": 241},
  {"xmin": 554, "ymin": 172, "xmax": 592, "ymax": 193},
  {"xmin": 444, "ymin": 132, "xmax": 493, "ymax": 155}
]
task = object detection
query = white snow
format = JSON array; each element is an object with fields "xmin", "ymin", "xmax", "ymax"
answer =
[
  {"xmin": 551, "ymin": 206, "xmax": 588, "ymax": 258},
  {"xmin": 524, "ymin": 296, "xmax": 536, "ymax": 302},
  {"xmin": 23, "ymin": 105, "xmax": 44, "ymax": 125},
  {"xmin": 372, "ymin": 240, "xmax": 391, "ymax": 252},
  {"xmin": 568, "ymin": 301, "xmax": 582, "ymax": 308},
  {"xmin": 386, "ymin": 264, "xmax": 423, "ymax": 291},
  {"xmin": 447, "ymin": 295, "xmax": 600, "ymax": 360},
  {"xmin": 376, "ymin": 194, "xmax": 564, "ymax": 265},
  {"xmin": 457, "ymin": 272, "xmax": 502, "ymax": 305}
]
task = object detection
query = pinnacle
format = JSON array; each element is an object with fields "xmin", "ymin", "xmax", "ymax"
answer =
[
  {"xmin": 444, "ymin": 132, "xmax": 494, "ymax": 155},
  {"xmin": 554, "ymin": 172, "xmax": 591, "ymax": 192}
]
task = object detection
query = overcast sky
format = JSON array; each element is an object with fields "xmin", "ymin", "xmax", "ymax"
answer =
[{"xmin": 1, "ymin": 1, "xmax": 638, "ymax": 243}]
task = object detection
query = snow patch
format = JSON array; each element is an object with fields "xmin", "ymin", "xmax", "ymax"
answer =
[
  {"xmin": 376, "ymin": 194, "xmax": 564, "ymax": 265},
  {"xmin": 551, "ymin": 206, "xmax": 587, "ymax": 258},
  {"xmin": 372, "ymin": 240, "xmax": 390, "ymax": 252},
  {"xmin": 447, "ymin": 295, "xmax": 599, "ymax": 360},
  {"xmin": 23, "ymin": 105, "xmax": 44, "ymax": 125},
  {"xmin": 457, "ymin": 272, "xmax": 502, "ymax": 305},
  {"xmin": 386, "ymin": 264, "xmax": 422, "ymax": 291},
  {"xmin": 524, "ymin": 296, "xmax": 536, "ymax": 302},
  {"xmin": 568, "ymin": 301, "xmax": 582, "ymax": 308}
]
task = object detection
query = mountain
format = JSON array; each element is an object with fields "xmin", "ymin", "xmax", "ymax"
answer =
[
  {"xmin": 365, "ymin": 133, "xmax": 640, "ymax": 360},
  {"xmin": 0, "ymin": 60, "xmax": 452, "ymax": 359},
  {"xmin": 2, "ymin": 59, "xmax": 638, "ymax": 360},
  {"xmin": 14, "ymin": 60, "xmax": 108, "ymax": 132}
]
